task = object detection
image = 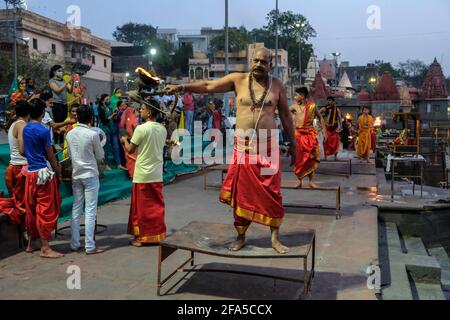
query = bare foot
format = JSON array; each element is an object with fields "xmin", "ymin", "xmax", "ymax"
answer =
[
  {"xmin": 40, "ymin": 248, "xmax": 64, "ymax": 259},
  {"xmin": 228, "ymin": 235, "xmax": 246, "ymax": 252},
  {"xmin": 130, "ymin": 241, "xmax": 143, "ymax": 247},
  {"xmin": 309, "ymin": 181, "xmax": 319, "ymax": 189},
  {"xmin": 26, "ymin": 241, "xmax": 39, "ymax": 253},
  {"xmin": 272, "ymin": 239, "xmax": 290, "ymax": 254},
  {"xmin": 117, "ymin": 165, "xmax": 128, "ymax": 171},
  {"xmin": 105, "ymin": 165, "xmax": 112, "ymax": 171}
]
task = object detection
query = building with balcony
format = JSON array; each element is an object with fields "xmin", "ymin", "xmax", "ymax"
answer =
[{"xmin": 0, "ymin": 9, "xmax": 112, "ymax": 100}]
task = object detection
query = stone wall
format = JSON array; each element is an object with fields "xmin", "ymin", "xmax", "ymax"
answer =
[{"xmin": 81, "ymin": 77, "xmax": 112, "ymax": 102}]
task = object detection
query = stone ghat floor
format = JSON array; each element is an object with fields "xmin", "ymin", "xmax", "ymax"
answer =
[{"xmin": 0, "ymin": 163, "xmax": 379, "ymax": 300}]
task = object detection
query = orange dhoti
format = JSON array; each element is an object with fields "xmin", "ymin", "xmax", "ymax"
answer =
[
  {"xmin": 0, "ymin": 165, "xmax": 27, "ymax": 226},
  {"xmin": 128, "ymin": 183, "xmax": 166, "ymax": 243},
  {"xmin": 220, "ymin": 137, "xmax": 284, "ymax": 235},
  {"xmin": 357, "ymin": 129, "xmax": 372, "ymax": 159},
  {"xmin": 25, "ymin": 172, "xmax": 62, "ymax": 241},
  {"xmin": 294, "ymin": 128, "xmax": 321, "ymax": 180},
  {"xmin": 324, "ymin": 126, "xmax": 340, "ymax": 157}
]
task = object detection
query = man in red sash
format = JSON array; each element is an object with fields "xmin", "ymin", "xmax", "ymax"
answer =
[
  {"xmin": 23, "ymin": 99, "xmax": 63, "ymax": 258},
  {"xmin": 121, "ymin": 99, "xmax": 168, "ymax": 246},
  {"xmin": 0, "ymin": 101, "xmax": 30, "ymax": 226},
  {"xmin": 165, "ymin": 48, "xmax": 296, "ymax": 254},
  {"xmin": 320, "ymin": 96, "xmax": 342, "ymax": 161},
  {"xmin": 291, "ymin": 87, "xmax": 327, "ymax": 189}
]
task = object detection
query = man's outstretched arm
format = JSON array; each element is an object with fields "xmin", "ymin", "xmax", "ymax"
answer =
[{"xmin": 165, "ymin": 73, "xmax": 239, "ymax": 95}]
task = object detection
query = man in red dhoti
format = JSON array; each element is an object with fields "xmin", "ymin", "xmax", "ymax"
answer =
[
  {"xmin": 22, "ymin": 99, "xmax": 63, "ymax": 258},
  {"xmin": 320, "ymin": 96, "xmax": 342, "ymax": 161},
  {"xmin": 165, "ymin": 48, "xmax": 296, "ymax": 254},
  {"xmin": 0, "ymin": 101, "xmax": 30, "ymax": 227},
  {"xmin": 121, "ymin": 99, "xmax": 168, "ymax": 246},
  {"xmin": 291, "ymin": 87, "xmax": 327, "ymax": 189}
]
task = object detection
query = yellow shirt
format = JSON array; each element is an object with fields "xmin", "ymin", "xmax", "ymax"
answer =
[{"xmin": 131, "ymin": 121, "xmax": 167, "ymax": 184}]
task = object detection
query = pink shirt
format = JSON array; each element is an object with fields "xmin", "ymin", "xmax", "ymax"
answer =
[{"xmin": 183, "ymin": 93, "xmax": 194, "ymax": 111}]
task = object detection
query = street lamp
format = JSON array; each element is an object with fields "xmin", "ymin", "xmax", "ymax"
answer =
[
  {"xmin": 295, "ymin": 22, "xmax": 306, "ymax": 84},
  {"xmin": 331, "ymin": 52, "xmax": 342, "ymax": 92},
  {"xmin": 149, "ymin": 48, "xmax": 157, "ymax": 68},
  {"xmin": 274, "ymin": 0, "xmax": 279, "ymax": 78},
  {"xmin": 125, "ymin": 72, "xmax": 130, "ymax": 91}
]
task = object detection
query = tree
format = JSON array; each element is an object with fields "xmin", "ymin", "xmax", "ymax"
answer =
[
  {"xmin": 113, "ymin": 22, "xmax": 157, "ymax": 46},
  {"xmin": 373, "ymin": 60, "xmax": 402, "ymax": 78},
  {"xmin": 252, "ymin": 10, "xmax": 317, "ymax": 76},
  {"xmin": 209, "ymin": 26, "xmax": 252, "ymax": 53},
  {"xmin": 172, "ymin": 43, "xmax": 193, "ymax": 77},
  {"xmin": 0, "ymin": 50, "xmax": 61, "ymax": 93},
  {"xmin": 397, "ymin": 59, "xmax": 428, "ymax": 87}
]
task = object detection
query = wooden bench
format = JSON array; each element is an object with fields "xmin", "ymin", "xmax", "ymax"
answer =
[
  {"xmin": 281, "ymin": 180, "xmax": 342, "ymax": 220},
  {"xmin": 158, "ymin": 221, "xmax": 316, "ymax": 299},
  {"xmin": 203, "ymin": 164, "xmax": 229, "ymax": 190}
]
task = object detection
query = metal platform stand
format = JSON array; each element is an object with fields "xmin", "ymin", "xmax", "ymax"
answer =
[{"xmin": 157, "ymin": 221, "xmax": 316, "ymax": 299}]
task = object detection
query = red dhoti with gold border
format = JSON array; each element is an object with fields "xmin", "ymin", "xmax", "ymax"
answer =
[
  {"xmin": 324, "ymin": 126, "xmax": 340, "ymax": 157},
  {"xmin": 128, "ymin": 183, "xmax": 166, "ymax": 243},
  {"xmin": 220, "ymin": 136, "xmax": 284, "ymax": 235},
  {"xmin": 0, "ymin": 164, "xmax": 27, "ymax": 226},
  {"xmin": 24, "ymin": 171, "xmax": 61, "ymax": 241},
  {"xmin": 294, "ymin": 128, "xmax": 321, "ymax": 180}
]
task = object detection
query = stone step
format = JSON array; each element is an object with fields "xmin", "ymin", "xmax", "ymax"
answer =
[
  {"xmin": 381, "ymin": 222, "xmax": 444, "ymax": 300},
  {"xmin": 404, "ymin": 237, "xmax": 429, "ymax": 256},
  {"xmin": 429, "ymin": 247, "xmax": 450, "ymax": 292},
  {"xmin": 414, "ymin": 282, "xmax": 446, "ymax": 300},
  {"xmin": 384, "ymin": 222, "xmax": 403, "ymax": 254}
]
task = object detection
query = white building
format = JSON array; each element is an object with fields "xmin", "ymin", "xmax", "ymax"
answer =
[{"xmin": 0, "ymin": 9, "xmax": 112, "ymax": 100}]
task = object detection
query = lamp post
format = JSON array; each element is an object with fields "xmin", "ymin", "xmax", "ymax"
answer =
[
  {"xmin": 295, "ymin": 22, "xmax": 306, "ymax": 85},
  {"xmin": 125, "ymin": 72, "xmax": 130, "ymax": 91},
  {"xmin": 331, "ymin": 52, "xmax": 341, "ymax": 93},
  {"xmin": 149, "ymin": 48, "xmax": 157, "ymax": 70},
  {"xmin": 224, "ymin": 0, "xmax": 230, "ymax": 117},
  {"xmin": 274, "ymin": 0, "xmax": 279, "ymax": 78}
]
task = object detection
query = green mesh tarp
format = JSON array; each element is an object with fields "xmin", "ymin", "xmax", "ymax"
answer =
[{"xmin": 0, "ymin": 142, "xmax": 202, "ymax": 223}]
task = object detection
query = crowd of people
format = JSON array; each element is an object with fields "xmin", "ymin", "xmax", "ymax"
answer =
[
  {"xmin": 0, "ymin": 55, "xmax": 377, "ymax": 258},
  {"xmin": 0, "ymin": 64, "xmax": 232, "ymax": 258}
]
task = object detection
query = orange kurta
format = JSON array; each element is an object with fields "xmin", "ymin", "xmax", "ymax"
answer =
[
  {"xmin": 220, "ymin": 136, "xmax": 284, "ymax": 235},
  {"xmin": 25, "ymin": 172, "xmax": 61, "ymax": 241},
  {"xmin": 294, "ymin": 103, "xmax": 321, "ymax": 179},
  {"xmin": 128, "ymin": 183, "xmax": 166, "ymax": 243},
  {"xmin": 357, "ymin": 114, "xmax": 374, "ymax": 159},
  {"xmin": 0, "ymin": 164, "xmax": 27, "ymax": 226}
]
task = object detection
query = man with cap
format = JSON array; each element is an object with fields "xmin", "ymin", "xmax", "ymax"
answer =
[{"xmin": 291, "ymin": 87, "xmax": 327, "ymax": 189}]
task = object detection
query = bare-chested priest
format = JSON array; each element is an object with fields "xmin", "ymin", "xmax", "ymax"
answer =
[{"xmin": 165, "ymin": 48, "xmax": 296, "ymax": 254}]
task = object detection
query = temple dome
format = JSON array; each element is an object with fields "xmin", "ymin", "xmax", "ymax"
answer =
[
  {"xmin": 374, "ymin": 71, "xmax": 400, "ymax": 101},
  {"xmin": 421, "ymin": 58, "xmax": 449, "ymax": 99}
]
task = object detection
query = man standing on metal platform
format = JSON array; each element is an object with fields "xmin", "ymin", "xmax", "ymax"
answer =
[{"xmin": 165, "ymin": 48, "xmax": 296, "ymax": 254}]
